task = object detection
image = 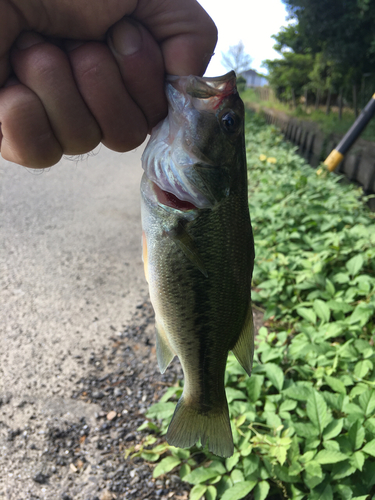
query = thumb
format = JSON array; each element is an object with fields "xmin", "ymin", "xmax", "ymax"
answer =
[{"xmin": 108, "ymin": 17, "xmax": 167, "ymax": 130}]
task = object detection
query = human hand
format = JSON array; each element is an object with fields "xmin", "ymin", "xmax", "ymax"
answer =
[{"xmin": 0, "ymin": 0, "xmax": 217, "ymax": 168}]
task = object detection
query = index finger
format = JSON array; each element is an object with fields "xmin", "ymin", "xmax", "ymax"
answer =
[{"xmin": 133, "ymin": 0, "xmax": 217, "ymax": 76}]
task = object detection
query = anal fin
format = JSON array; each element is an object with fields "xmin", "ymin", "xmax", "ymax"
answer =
[
  {"xmin": 232, "ymin": 302, "xmax": 254, "ymax": 377},
  {"xmin": 156, "ymin": 320, "xmax": 175, "ymax": 374}
]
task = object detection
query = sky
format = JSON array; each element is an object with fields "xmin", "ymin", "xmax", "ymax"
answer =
[{"xmin": 197, "ymin": 0, "xmax": 289, "ymax": 77}]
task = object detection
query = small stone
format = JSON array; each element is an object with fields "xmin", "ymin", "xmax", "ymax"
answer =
[
  {"xmin": 92, "ymin": 391, "xmax": 104, "ymax": 399},
  {"xmin": 100, "ymin": 491, "xmax": 114, "ymax": 500},
  {"xmin": 69, "ymin": 463, "xmax": 77, "ymax": 473},
  {"xmin": 106, "ymin": 411, "xmax": 117, "ymax": 421},
  {"xmin": 61, "ymin": 494, "xmax": 72, "ymax": 500},
  {"xmin": 114, "ymin": 388, "xmax": 123, "ymax": 397},
  {"xmin": 33, "ymin": 472, "xmax": 49, "ymax": 484}
]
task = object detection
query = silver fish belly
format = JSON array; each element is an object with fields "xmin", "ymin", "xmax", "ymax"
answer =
[{"xmin": 140, "ymin": 71, "xmax": 254, "ymax": 458}]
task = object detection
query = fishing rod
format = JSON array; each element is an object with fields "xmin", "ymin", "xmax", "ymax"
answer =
[{"xmin": 323, "ymin": 92, "xmax": 375, "ymax": 172}]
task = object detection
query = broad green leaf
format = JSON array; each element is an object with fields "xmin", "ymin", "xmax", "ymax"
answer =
[
  {"xmin": 304, "ymin": 461, "xmax": 324, "ymax": 489},
  {"xmin": 348, "ymin": 303, "xmax": 374, "ymax": 326},
  {"xmin": 350, "ymin": 450, "xmax": 365, "ymax": 471},
  {"xmin": 322, "ymin": 440, "xmax": 340, "ymax": 451},
  {"xmin": 293, "ymin": 422, "xmax": 320, "ymax": 438},
  {"xmin": 322, "ymin": 419, "xmax": 344, "ymax": 441},
  {"xmin": 315, "ymin": 450, "xmax": 348, "ymax": 464},
  {"xmin": 215, "ymin": 475, "xmax": 233, "ymax": 497},
  {"xmin": 230, "ymin": 469, "xmax": 244, "ymax": 484},
  {"xmin": 309, "ymin": 481, "xmax": 333, "ymax": 500},
  {"xmin": 331, "ymin": 461, "xmax": 356, "ymax": 480},
  {"xmin": 190, "ymin": 484, "xmax": 207, "ymax": 500},
  {"xmin": 290, "ymin": 484, "xmax": 306, "ymax": 500},
  {"xmin": 362, "ymin": 439, "xmax": 375, "ymax": 457},
  {"xmin": 283, "ymin": 384, "xmax": 312, "ymax": 401},
  {"xmin": 346, "ymin": 254, "xmax": 364, "ymax": 277},
  {"xmin": 261, "ymin": 363, "xmax": 284, "ymax": 391},
  {"xmin": 354, "ymin": 360, "xmax": 373, "ymax": 379},
  {"xmin": 220, "ymin": 480, "xmax": 257, "ymax": 500},
  {"xmin": 153, "ymin": 456, "xmax": 181, "ymax": 478},
  {"xmin": 246, "ymin": 374, "xmax": 264, "ymax": 402},
  {"xmin": 313, "ymin": 299, "xmax": 330, "ymax": 323},
  {"xmin": 279, "ymin": 399, "xmax": 298, "ymax": 412},
  {"xmin": 225, "ymin": 387, "xmax": 247, "ymax": 403},
  {"xmin": 358, "ymin": 390, "xmax": 375, "ymax": 416},
  {"xmin": 180, "ymin": 463, "xmax": 191, "ymax": 479},
  {"xmin": 242, "ymin": 455, "xmax": 260, "ymax": 478},
  {"xmin": 297, "ymin": 307, "xmax": 317, "ymax": 324},
  {"xmin": 334, "ymin": 272, "xmax": 350, "ymax": 284},
  {"xmin": 146, "ymin": 402, "xmax": 176, "ymax": 420},
  {"xmin": 160, "ymin": 386, "xmax": 182, "ymax": 402},
  {"xmin": 254, "ymin": 481, "xmax": 270, "ymax": 500},
  {"xmin": 205, "ymin": 485, "xmax": 217, "ymax": 500},
  {"xmin": 225, "ymin": 452, "xmax": 240, "ymax": 472},
  {"xmin": 334, "ymin": 484, "xmax": 353, "ymax": 500},
  {"xmin": 306, "ymin": 390, "xmax": 330, "ymax": 434},
  {"xmin": 184, "ymin": 467, "xmax": 219, "ymax": 485},
  {"xmin": 170, "ymin": 447, "xmax": 190, "ymax": 459},
  {"xmin": 324, "ymin": 376, "xmax": 346, "ymax": 395},
  {"xmin": 208, "ymin": 461, "xmax": 226, "ymax": 475},
  {"xmin": 348, "ymin": 420, "xmax": 365, "ymax": 451}
]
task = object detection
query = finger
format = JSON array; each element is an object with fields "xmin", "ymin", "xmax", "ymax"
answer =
[
  {"xmin": 108, "ymin": 17, "xmax": 167, "ymax": 131},
  {"xmin": 0, "ymin": 3, "xmax": 25, "ymax": 85},
  {"xmin": 11, "ymin": 32, "xmax": 102, "ymax": 155},
  {"xmin": 134, "ymin": 0, "xmax": 218, "ymax": 76},
  {"xmin": 66, "ymin": 40, "xmax": 149, "ymax": 152},
  {"xmin": 0, "ymin": 83, "xmax": 63, "ymax": 168}
]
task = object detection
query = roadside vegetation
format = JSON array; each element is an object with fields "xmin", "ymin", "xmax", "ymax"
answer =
[
  {"xmin": 258, "ymin": 1, "xmax": 375, "ymax": 126},
  {"xmin": 127, "ymin": 112, "xmax": 375, "ymax": 500},
  {"xmin": 241, "ymin": 87, "xmax": 375, "ymax": 143}
]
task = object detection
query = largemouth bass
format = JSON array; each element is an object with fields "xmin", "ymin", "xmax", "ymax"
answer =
[{"xmin": 140, "ymin": 71, "xmax": 254, "ymax": 458}]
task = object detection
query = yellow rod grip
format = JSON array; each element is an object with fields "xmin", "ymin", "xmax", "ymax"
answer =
[{"xmin": 324, "ymin": 149, "xmax": 344, "ymax": 172}]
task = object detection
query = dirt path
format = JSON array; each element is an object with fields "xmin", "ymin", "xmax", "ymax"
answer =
[{"xmin": 0, "ymin": 145, "xmax": 152, "ymax": 499}]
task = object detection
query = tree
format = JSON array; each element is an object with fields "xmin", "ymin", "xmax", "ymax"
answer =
[
  {"xmin": 222, "ymin": 41, "xmax": 253, "ymax": 76},
  {"xmin": 264, "ymin": 52, "xmax": 314, "ymax": 105}
]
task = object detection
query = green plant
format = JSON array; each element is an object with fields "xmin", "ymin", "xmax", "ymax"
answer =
[{"xmin": 127, "ymin": 112, "xmax": 375, "ymax": 500}]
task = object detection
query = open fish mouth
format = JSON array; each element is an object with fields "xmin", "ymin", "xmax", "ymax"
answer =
[
  {"xmin": 152, "ymin": 182, "xmax": 197, "ymax": 211},
  {"xmin": 141, "ymin": 71, "xmax": 237, "ymax": 210}
]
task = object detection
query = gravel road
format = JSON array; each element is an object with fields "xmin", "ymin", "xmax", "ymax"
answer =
[{"xmin": 0, "ymin": 145, "xmax": 263, "ymax": 500}]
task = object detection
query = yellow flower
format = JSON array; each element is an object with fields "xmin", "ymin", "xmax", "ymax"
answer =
[
  {"xmin": 259, "ymin": 154, "xmax": 267, "ymax": 161},
  {"xmin": 267, "ymin": 157, "xmax": 277, "ymax": 164}
]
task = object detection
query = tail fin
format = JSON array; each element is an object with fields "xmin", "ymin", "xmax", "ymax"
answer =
[{"xmin": 166, "ymin": 396, "xmax": 234, "ymax": 458}]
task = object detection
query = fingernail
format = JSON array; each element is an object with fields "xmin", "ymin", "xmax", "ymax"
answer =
[
  {"xmin": 16, "ymin": 31, "xmax": 44, "ymax": 50},
  {"xmin": 109, "ymin": 18, "xmax": 143, "ymax": 57}
]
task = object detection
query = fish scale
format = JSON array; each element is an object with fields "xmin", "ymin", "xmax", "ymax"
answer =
[{"xmin": 141, "ymin": 71, "xmax": 254, "ymax": 457}]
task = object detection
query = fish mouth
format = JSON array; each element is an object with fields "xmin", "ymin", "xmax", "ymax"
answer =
[{"xmin": 152, "ymin": 181, "xmax": 197, "ymax": 211}]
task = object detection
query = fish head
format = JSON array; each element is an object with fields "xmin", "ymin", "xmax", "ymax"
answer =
[{"xmin": 141, "ymin": 71, "xmax": 246, "ymax": 213}]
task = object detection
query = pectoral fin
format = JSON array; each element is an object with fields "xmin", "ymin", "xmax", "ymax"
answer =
[
  {"xmin": 155, "ymin": 320, "xmax": 175, "ymax": 374},
  {"xmin": 232, "ymin": 303, "xmax": 254, "ymax": 377},
  {"xmin": 170, "ymin": 222, "xmax": 208, "ymax": 278}
]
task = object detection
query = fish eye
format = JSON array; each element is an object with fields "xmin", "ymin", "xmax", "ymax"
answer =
[{"xmin": 221, "ymin": 112, "xmax": 238, "ymax": 133}]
